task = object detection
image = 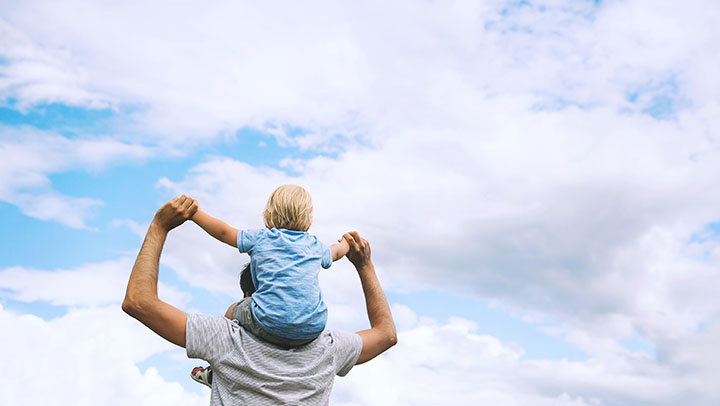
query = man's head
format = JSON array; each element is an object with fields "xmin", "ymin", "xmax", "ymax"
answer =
[
  {"xmin": 262, "ymin": 184, "xmax": 313, "ymax": 231},
  {"xmin": 240, "ymin": 263, "xmax": 256, "ymax": 297}
]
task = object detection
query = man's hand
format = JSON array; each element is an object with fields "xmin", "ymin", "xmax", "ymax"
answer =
[
  {"xmin": 342, "ymin": 231, "xmax": 372, "ymax": 269},
  {"xmin": 153, "ymin": 195, "xmax": 199, "ymax": 232}
]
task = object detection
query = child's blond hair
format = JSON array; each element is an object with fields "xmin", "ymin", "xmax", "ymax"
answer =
[{"xmin": 262, "ymin": 184, "xmax": 313, "ymax": 231}]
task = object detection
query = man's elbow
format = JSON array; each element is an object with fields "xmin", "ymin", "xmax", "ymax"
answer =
[
  {"xmin": 122, "ymin": 296, "xmax": 146, "ymax": 319},
  {"xmin": 385, "ymin": 330, "xmax": 398, "ymax": 349},
  {"xmin": 378, "ymin": 323, "xmax": 398, "ymax": 350}
]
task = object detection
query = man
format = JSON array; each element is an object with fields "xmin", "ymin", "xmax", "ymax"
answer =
[{"xmin": 122, "ymin": 196, "xmax": 397, "ymax": 404}]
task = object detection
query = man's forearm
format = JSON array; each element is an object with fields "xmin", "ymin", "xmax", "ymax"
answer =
[
  {"xmin": 358, "ymin": 262, "xmax": 395, "ymax": 335},
  {"xmin": 123, "ymin": 221, "xmax": 167, "ymax": 312},
  {"xmin": 342, "ymin": 231, "xmax": 397, "ymax": 364},
  {"xmin": 354, "ymin": 260, "xmax": 397, "ymax": 364}
]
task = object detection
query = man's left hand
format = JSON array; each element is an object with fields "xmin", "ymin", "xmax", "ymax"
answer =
[{"xmin": 153, "ymin": 195, "xmax": 199, "ymax": 232}]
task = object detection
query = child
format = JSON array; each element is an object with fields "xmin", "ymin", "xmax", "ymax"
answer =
[{"xmin": 191, "ymin": 184, "xmax": 350, "ymax": 349}]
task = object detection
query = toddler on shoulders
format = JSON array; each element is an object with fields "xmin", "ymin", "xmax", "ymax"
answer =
[{"xmin": 191, "ymin": 184, "xmax": 349, "ymax": 348}]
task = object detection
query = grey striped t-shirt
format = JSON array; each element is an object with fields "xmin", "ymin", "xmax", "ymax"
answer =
[{"xmin": 186, "ymin": 313, "xmax": 362, "ymax": 405}]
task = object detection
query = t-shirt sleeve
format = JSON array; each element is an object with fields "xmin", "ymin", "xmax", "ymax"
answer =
[
  {"xmin": 186, "ymin": 314, "xmax": 236, "ymax": 364},
  {"xmin": 237, "ymin": 229, "xmax": 261, "ymax": 254},
  {"xmin": 321, "ymin": 245, "xmax": 332, "ymax": 269},
  {"xmin": 330, "ymin": 330, "xmax": 363, "ymax": 377}
]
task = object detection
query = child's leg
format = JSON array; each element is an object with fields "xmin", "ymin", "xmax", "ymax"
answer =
[
  {"xmin": 229, "ymin": 297, "xmax": 258, "ymax": 329},
  {"xmin": 224, "ymin": 302, "xmax": 240, "ymax": 319}
]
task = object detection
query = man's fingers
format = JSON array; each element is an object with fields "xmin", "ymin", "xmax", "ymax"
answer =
[
  {"xmin": 343, "ymin": 232, "xmax": 357, "ymax": 247},
  {"xmin": 348, "ymin": 232, "xmax": 361, "ymax": 250},
  {"xmin": 344, "ymin": 231, "xmax": 367, "ymax": 253},
  {"xmin": 180, "ymin": 197, "xmax": 197, "ymax": 216},
  {"xmin": 180, "ymin": 196, "xmax": 193, "ymax": 210},
  {"xmin": 186, "ymin": 199, "xmax": 199, "ymax": 217}
]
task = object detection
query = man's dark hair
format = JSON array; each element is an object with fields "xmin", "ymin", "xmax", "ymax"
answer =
[{"xmin": 240, "ymin": 263, "xmax": 256, "ymax": 296}]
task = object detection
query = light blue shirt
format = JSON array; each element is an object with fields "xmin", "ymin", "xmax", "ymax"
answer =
[{"xmin": 237, "ymin": 228, "xmax": 332, "ymax": 339}]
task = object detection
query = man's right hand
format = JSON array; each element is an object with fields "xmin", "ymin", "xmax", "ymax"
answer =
[
  {"xmin": 153, "ymin": 195, "xmax": 199, "ymax": 232},
  {"xmin": 342, "ymin": 231, "xmax": 372, "ymax": 269}
]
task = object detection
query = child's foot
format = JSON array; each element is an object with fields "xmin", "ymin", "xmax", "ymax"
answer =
[{"xmin": 191, "ymin": 366, "xmax": 213, "ymax": 388}]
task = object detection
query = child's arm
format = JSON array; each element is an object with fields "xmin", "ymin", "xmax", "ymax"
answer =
[
  {"xmin": 329, "ymin": 236, "xmax": 351, "ymax": 261},
  {"xmin": 191, "ymin": 209, "xmax": 238, "ymax": 248}
]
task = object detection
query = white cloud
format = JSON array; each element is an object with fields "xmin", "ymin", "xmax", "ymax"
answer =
[
  {"xmin": 0, "ymin": 126, "xmax": 153, "ymax": 228},
  {"xmin": 0, "ymin": 0, "xmax": 717, "ymax": 143},
  {"xmin": 333, "ymin": 310, "xmax": 720, "ymax": 406},
  {"xmin": 2, "ymin": 1, "xmax": 720, "ymax": 404},
  {"xmin": 0, "ymin": 19, "xmax": 111, "ymax": 110},
  {"xmin": 0, "ymin": 304, "xmax": 207, "ymax": 406},
  {"xmin": 9, "ymin": 191, "xmax": 103, "ymax": 229},
  {"xmin": 0, "ymin": 258, "xmax": 191, "ymax": 308}
]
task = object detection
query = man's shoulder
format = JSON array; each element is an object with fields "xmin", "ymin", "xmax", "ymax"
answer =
[
  {"xmin": 323, "ymin": 330, "xmax": 362, "ymax": 351},
  {"xmin": 239, "ymin": 327, "xmax": 361, "ymax": 359},
  {"xmin": 188, "ymin": 312, "xmax": 232, "ymax": 324},
  {"xmin": 186, "ymin": 314, "xmax": 239, "ymax": 361},
  {"xmin": 321, "ymin": 329, "xmax": 363, "ymax": 376},
  {"xmin": 186, "ymin": 314, "xmax": 238, "ymax": 340},
  {"xmin": 187, "ymin": 315, "xmax": 361, "ymax": 348},
  {"xmin": 323, "ymin": 329, "xmax": 361, "ymax": 344}
]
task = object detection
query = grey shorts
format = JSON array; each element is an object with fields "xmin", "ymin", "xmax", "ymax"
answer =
[{"xmin": 231, "ymin": 298, "xmax": 318, "ymax": 349}]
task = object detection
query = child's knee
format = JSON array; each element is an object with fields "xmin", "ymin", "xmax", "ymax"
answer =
[{"xmin": 225, "ymin": 302, "xmax": 239, "ymax": 319}]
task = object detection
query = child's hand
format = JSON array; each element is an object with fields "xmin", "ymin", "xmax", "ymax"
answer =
[{"xmin": 330, "ymin": 235, "xmax": 351, "ymax": 261}]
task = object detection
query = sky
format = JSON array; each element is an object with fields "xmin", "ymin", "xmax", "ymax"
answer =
[{"xmin": 1, "ymin": 0, "xmax": 720, "ymax": 404}]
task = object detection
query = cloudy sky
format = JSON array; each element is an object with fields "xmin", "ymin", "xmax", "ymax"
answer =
[{"xmin": 2, "ymin": 0, "xmax": 720, "ymax": 404}]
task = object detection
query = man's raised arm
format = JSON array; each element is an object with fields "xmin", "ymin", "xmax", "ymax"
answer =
[
  {"xmin": 343, "ymin": 231, "xmax": 398, "ymax": 364},
  {"xmin": 122, "ymin": 195, "xmax": 198, "ymax": 348}
]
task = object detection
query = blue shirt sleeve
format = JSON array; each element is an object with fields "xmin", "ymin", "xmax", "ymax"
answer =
[
  {"xmin": 237, "ymin": 229, "xmax": 262, "ymax": 253},
  {"xmin": 321, "ymin": 245, "xmax": 332, "ymax": 269}
]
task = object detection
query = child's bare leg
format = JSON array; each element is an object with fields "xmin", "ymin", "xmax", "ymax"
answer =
[{"xmin": 225, "ymin": 302, "xmax": 240, "ymax": 319}]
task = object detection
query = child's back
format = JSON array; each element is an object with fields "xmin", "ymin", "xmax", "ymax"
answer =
[
  {"xmin": 191, "ymin": 184, "xmax": 349, "ymax": 347},
  {"xmin": 239, "ymin": 227, "xmax": 332, "ymax": 339}
]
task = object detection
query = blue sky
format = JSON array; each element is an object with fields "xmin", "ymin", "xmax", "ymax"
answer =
[{"xmin": 2, "ymin": 1, "xmax": 720, "ymax": 405}]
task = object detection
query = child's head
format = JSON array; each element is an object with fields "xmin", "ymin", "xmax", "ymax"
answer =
[{"xmin": 262, "ymin": 184, "xmax": 313, "ymax": 231}]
